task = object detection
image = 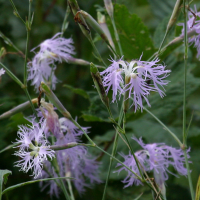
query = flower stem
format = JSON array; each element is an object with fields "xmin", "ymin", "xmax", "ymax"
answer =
[
  {"xmin": 183, "ymin": 1, "xmax": 194, "ymax": 199},
  {"xmin": 67, "ymin": 179, "xmax": 75, "ymax": 200},
  {"xmin": 60, "ymin": 180, "xmax": 71, "ymax": 200},
  {"xmin": 24, "ymin": 0, "xmax": 32, "ymax": 86},
  {"xmin": 144, "ymin": 107, "xmax": 182, "ymax": 147},
  {"xmin": 102, "ymin": 104, "xmax": 124, "ymax": 200},
  {"xmin": 9, "ymin": 0, "xmax": 26, "ymax": 24},
  {"xmin": 183, "ymin": 149, "xmax": 194, "ymax": 200},
  {"xmin": 111, "ymin": 18, "xmax": 123, "ymax": 56}
]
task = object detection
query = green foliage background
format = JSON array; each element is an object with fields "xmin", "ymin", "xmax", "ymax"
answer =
[{"xmin": 1, "ymin": 0, "xmax": 200, "ymax": 199}]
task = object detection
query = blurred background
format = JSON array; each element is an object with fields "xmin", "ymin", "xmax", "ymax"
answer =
[{"xmin": 1, "ymin": 0, "xmax": 200, "ymax": 199}]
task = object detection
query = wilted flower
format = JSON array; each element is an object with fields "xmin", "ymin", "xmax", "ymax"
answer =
[
  {"xmin": 28, "ymin": 33, "xmax": 75, "ymax": 91},
  {"xmin": 14, "ymin": 119, "xmax": 55, "ymax": 178},
  {"xmin": 115, "ymin": 137, "xmax": 190, "ymax": 197},
  {"xmin": 39, "ymin": 99, "xmax": 62, "ymax": 139},
  {"xmin": 100, "ymin": 56, "xmax": 170, "ymax": 111}
]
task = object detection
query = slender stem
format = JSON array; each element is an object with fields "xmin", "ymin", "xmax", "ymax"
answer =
[
  {"xmin": 23, "ymin": 89, "xmax": 39, "ymax": 121},
  {"xmin": 102, "ymin": 104, "xmax": 124, "ymax": 200},
  {"xmin": 61, "ymin": 5, "xmax": 70, "ymax": 37},
  {"xmin": 184, "ymin": 149, "xmax": 194, "ymax": 200},
  {"xmin": 24, "ymin": 0, "xmax": 32, "ymax": 86},
  {"xmin": 0, "ymin": 62, "xmax": 24, "ymax": 87},
  {"xmin": 89, "ymin": 38, "xmax": 107, "ymax": 67},
  {"xmin": 123, "ymin": 132, "xmax": 143, "ymax": 178},
  {"xmin": 0, "ymin": 62, "xmax": 38, "ymax": 119},
  {"xmin": 9, "ymin": 0, "xmax": 26, "ymax": 24},
  {"xmin": 50, "ymin": 142, "xmax": 94, "ymax": 151},
  {"xmin": 143, "ymin": 107, "xmax": 182, "ymax": 146},
  {"xmin": 60, "ymin": 180, "xmax": 71, "ymax": 200},
  {"xmin": 158, "ymin": 31, "xmax": 168, "ymax": 55},
  {"xmin": 111, "ymin": 18, "xmax": 123, "ymax": 56},
  {"xmin": 183, "ymin": 1, "xmax": 194, "ymax": 199},
  {"xmin": 0, "ymin": 143, "xmax": 20, "ymax": 154},
  {"xmin": 67, "ymin": 179, "xmax": 75, "ymax": 200},
  {"xmin": 182, "ymin": 0, "xmax": 188, "ymax": 146}
]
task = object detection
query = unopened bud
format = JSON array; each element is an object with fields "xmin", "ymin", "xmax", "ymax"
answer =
[
  {"xmin": 104, "ymin": 0, "xmax": 114, "ymax": 18},
  {"xmin": 40, "ymin": 82, "xmax": 72, "ymax": 119}
]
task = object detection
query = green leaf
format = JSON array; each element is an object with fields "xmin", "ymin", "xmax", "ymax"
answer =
[
  {"xmin": 153, "ymin": 15, "xmax": 175, "ymax": 48},
  {"xmin": 81, "ymin": 112, "xmax": 110, "ymax": 122},
  {"xmin": 195, "ymin": 176, "xmax": 200, "ymax": 200},
  {"xmin": 107, "ymin": 4, "xmax": 155, "ymax": 60},
  {"xmin": 0, "ymin": 169, "xmax": 12, "ymax": 199},
  {"xmin": 2, "ymin": 177, "xmax": 74, "ymax": 196},
  {"xmin": 63, "ymin": 84, "xmax": 89, "ymax": 99},
  {"xmin": 147, "ymin": 0, "xmax": 174, "ymax": 20}
]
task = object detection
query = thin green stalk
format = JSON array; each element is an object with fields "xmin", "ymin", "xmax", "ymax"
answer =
[
  {"xmin": 9, "ymin": 0, "xmax": 26, "ymax": 24},
  {"xmin": 67, "ymin": 179, "xmax": 75, "ymax": 200},
  {"xmin": 0, "ymin": 62, "xmax": 24, "ymax": 87},
  {"xmin": 23, "ymin": 89, "xmax": 39, "ymax": 121},
  {"xmin": 61, "ymin": 6, "xmax": 70, "ymax": 36},
  {"xmin": 0, "ymin": 62, "xmax": 38, "ymax": 119},
  {"xmin": 102, "ymin": 104, "xmax": 124, "ymax": 200},
  {"xmin": 60, "ymin": 180, "xmax": 71, "ymax": 200},
  {"xmin": 24, "ymin": 0, "xmax": 32, "ymax": 86},
  {"xmin": 89, "ymin": 38, "xmax": 107, "ymax": 67},
  {"xmin": 111, "ymin": 18, "xmax": 123, "ymax": 56},
  {"xmin": 143, "ymin": 107, "xmax": 182, "ymax": 147},
  {"xmin": 0, "ymin": 143, "xmax": 20, "ymax": 154},
  {"xmin": 123, "ymin": 132, "xmax": 143, "ymax": 178},
  {"xmin": 50, "ymin": 142, "xmax": 94, "ymax": 151},
  {"xmin": 183, "ymin": 1, "xmax": 194, "ymax": 199},
  {"xmin": 184, "ymin": 149, "xmax": 194, "ymax": 200},
  {"xmin": 158, "ymin": 31, "xmax": 168, "ymax": 55},
  {"xmin": 183, "ymin": 0, "xmax": 188, "ymax": 145}
]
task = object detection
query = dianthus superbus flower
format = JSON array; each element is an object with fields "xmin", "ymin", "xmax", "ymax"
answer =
[
  {"xmin": 100, "ymin": 56, "xmax": 170, "ymax": 111},
  {"xmin": 115, "ymin": 137, "xmax": 190, "ymax": 198},
  {"xmin": 14, "ymin": 119, "xmax": 55, "ymax": 178},
  {"xmin": 28, "ymin": 33, "xmax": 75, "ymax": 91},
  {"xmin": 40, "ymin": 118, "xmax": 101, "ymax": 196}
]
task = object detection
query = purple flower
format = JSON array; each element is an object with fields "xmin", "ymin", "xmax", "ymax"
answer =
[
  {"xmin": 179, "ymin": 5, "xmax": 200, "ymax": 59},
  {"xmin": 14, "ymin": 119, "xmax": 55, "ymax": 178},
  {"xmin": 115, "ymin": 137, "xmax": 190, "ymax": 197},
  {"xmin": 100, "ymin": 56, "xmax": 170, "ymax": 111},
  {"xmin": 41, "ymin": 118, "xmax": 101, "ymax": 196},
  {"xmin": 28, "ymin": 33, "xmax": 75, "ymax": 91},
  {"xmin": 100, "ymin": 58, "xmax": 124, "ymax": 102},
  {"xmin": 115, "ymin": 150, "xmax": 148, "ymax": 187}
]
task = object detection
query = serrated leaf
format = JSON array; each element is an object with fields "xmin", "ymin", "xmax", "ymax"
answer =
[
  {"xmin": 107, "ymin": 4, "xmax": 155, "ymax": 60},
  {"xmin": 0, "ymin": 169, "xmax": 12, "ymax": 198},
  {"xmin": 63, "ymin": 84, "xmax": 89, "ymax": 99}
]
